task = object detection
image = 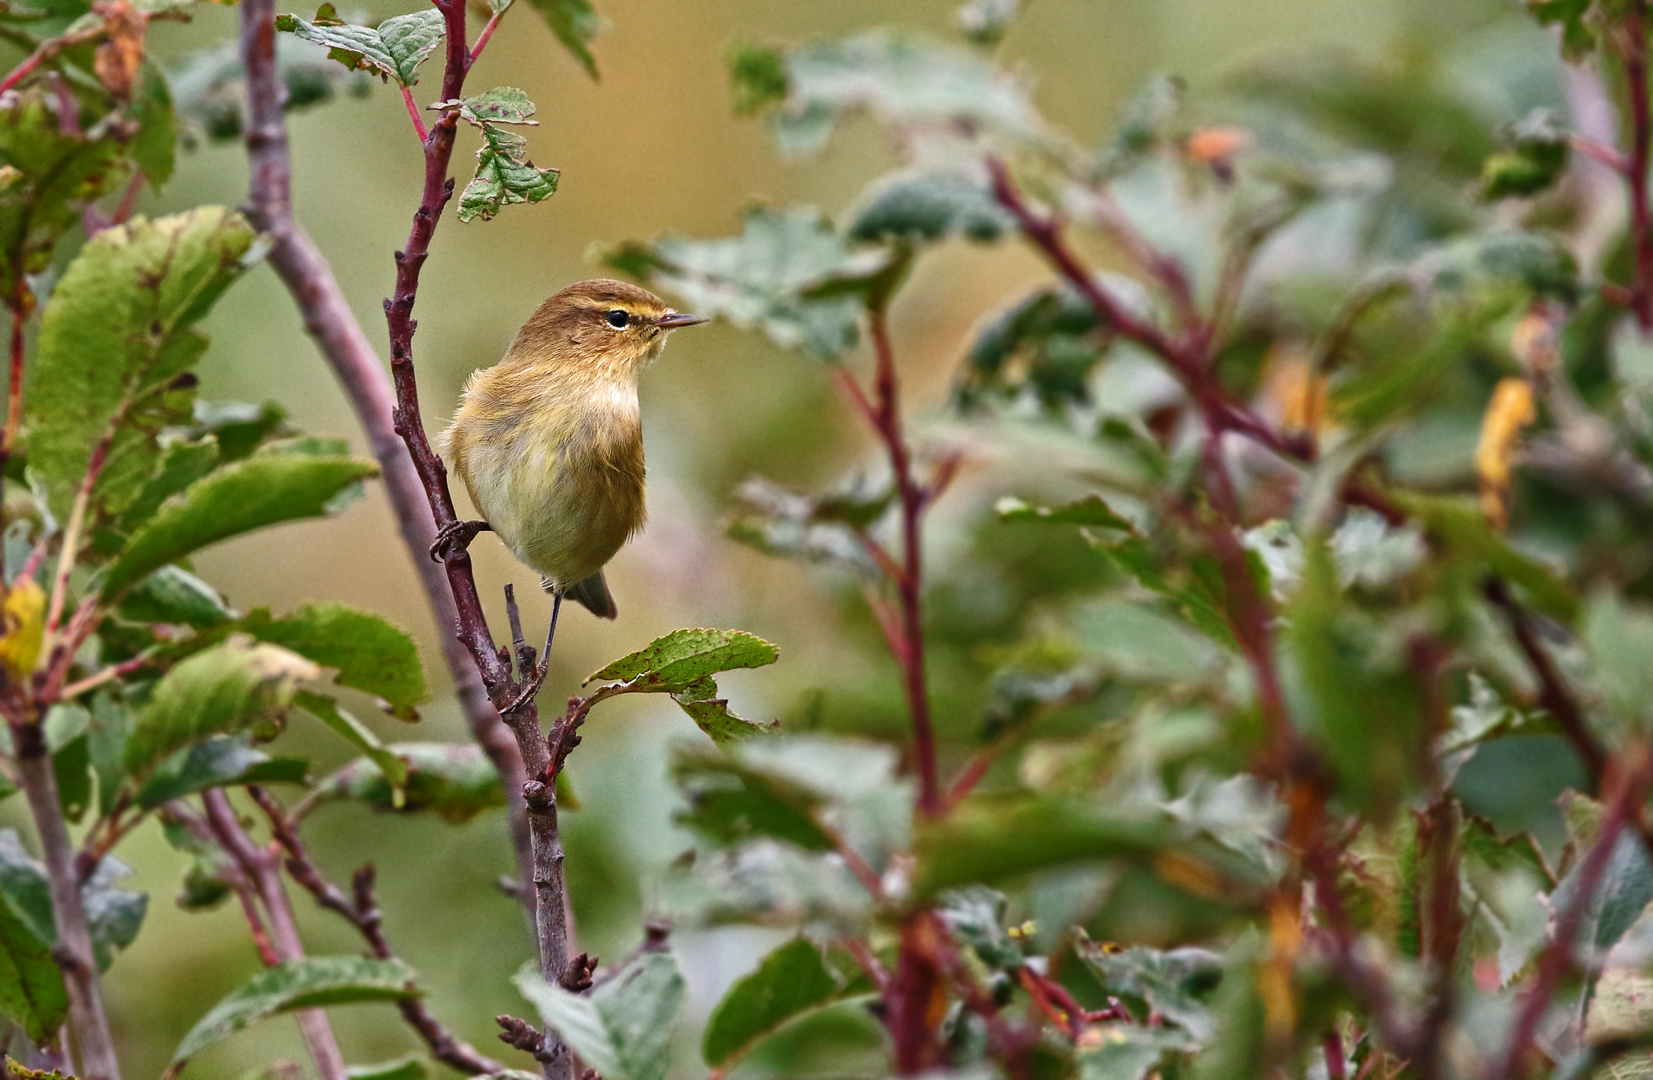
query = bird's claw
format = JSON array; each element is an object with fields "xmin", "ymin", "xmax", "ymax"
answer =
[{"xmin": 429, "ymin": 519, "xmax": 491, "ymax": 562}]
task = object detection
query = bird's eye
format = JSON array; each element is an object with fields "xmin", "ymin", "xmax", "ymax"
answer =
[{"xmin": 604, "ymin": 309, "xmax": 630, "ymax": 329}]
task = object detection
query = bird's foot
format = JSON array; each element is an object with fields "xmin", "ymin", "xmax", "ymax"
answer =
[{"xmin": 429, "ymin": 519, "xmax": 492, "ymax": 562}]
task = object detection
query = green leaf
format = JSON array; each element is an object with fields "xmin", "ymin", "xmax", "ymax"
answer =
[
  {"xmin": 603, "ymin": 206, "xmax": 889, "ymax": 360},
  {"xmin": 450, "ymin": 86, "xmax": 537, "ymax": 125},
  {"xmin": 274, "ymin": 8, "xmax": 445, "ymax": 87},
  {"xmin": 122, "ymin": 638, "xmax": 319, "ymax": 781},
  {"xmin": 311, "ymin": 742, "xmax": 510, "ymax": 822},
  {"xmin": 955, "ymin": 284, "xmax": 1105, "ymax": 409},
  {"xmin": 702, "ymin": 937, "xmax": 844, "ymax": 1067},
  {"xmin": 671, "ymin": 744, "xmax": 835, "ymax": 852},
  {"xmin": 1552, "ymin": 828, "xmax": 1653, "ymax": 962},
  {"xmin": 725, "ymin": 475, "xmax": 888, "ymax": 578},
  {"xmin": 997, "ymin": 494, "xmax": 1133, "ymax": 531},
  {"xmin": 670, "ymin": 682, "xmax": 778, "ymax": 747},
  {"xmin": 81, "ymin": 855, "xmax": 147, "ymax": 971},
  {"xmin": 1075, "ymin": 938, "xmax": 1222, "ymax": 1041},
  {"xmin": 24, "ymin": 207, "xmax": 257, "ymax": 522},
  {"xmin": 1398, "ymin": 493, "xmax": 1577, "ymax": 623},
  {"xmin": 937, "ymin": 886, "xmax": 1022, "ymax": 970},
  {"xmin": 241, "ymin": 603, "xmax": 426, "ymax": 719},
  {"xmin": 296, "ymin": 691, "xmax": 408, "ymax": 798},
  {"xmin": 1528, "ymin": 0, "xmax": 1597, "ymax": 60},
  {"xmin": 135, "ymin": 735, "xmax": 308, "ymax": 809},
  {"xmin": 752, "ymin": 30, "xmax": 1043, "ymax": 155},
  {"xmin": 101, "ymin": 453, "xmax": 380, "ymax": 599},
  {"xmin": 1480, "ymin": 109, "xmax": 1569, "ymax": 201},
  {"xmin": 589, "ymin": 628, "xmax": 779, "ymax": 691},
  {"xmin": 118, "ymin": 436, "xmax": 221, "ymax": 533},
  {"xmin": 913, "ymin": 793, "xmax": 1238, "ymax": 899},
  {"xmin": 347, "ymin": 1058, "xmax": 427, "ymax": 1080},
  {"xmin": 172, "ymin": 956, "xmax": 421, "ymax": 1063},
  {"xmin": 727, "ymin": 39, "xmax": 787, "ymax": 116},
  {"xmin": 523, "ymin": 0, "xmax": 599, "ymax": 78},
  {"xmin": 1582, "ymin": 591, "xmax": 1653, "ymax": 730},
  {"xmin": 956, "ymin": 0, "xmax": 1021, "ymax": 45},
  {"xmin": 516, "ymin": 951, "xmax": 686, "ymax": 1080},
  {"xmin": 1286, "ymin": 537, "xmax": 1421, "ymax": 817},
  {"xmin": 457, "ymin": 121, "xmax": 559, "ymax": 223},
  {"xmin": 845, "ymin": 169, "xmax": 1013, "ymax": 245},
  {"xmin": 0, "ymin": 833, "xmax": 65, "ymax": 1044},
  {"xmin": 1078, "ymin": 1026, "xmax": 1198, "ymax": 1080},
  {"xmin": 118, "ymin": 565, "xmax": 234, "ymax": 628},
  {"xmin": 0, "ymin": 87, "xmax": 128, "ymax": 300}
]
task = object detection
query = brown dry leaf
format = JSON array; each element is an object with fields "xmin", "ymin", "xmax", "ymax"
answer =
[
  {"xmin": 92, "ymin": 0, "xmax": 146, "ymax": 102},
  {"xmin": 1476, "ymin": 377, "xmax": 1537, "ymax": 529},
  {"xmin": 1259, "ymin": 896, "xmax": 1301, "ymax": 1042}
]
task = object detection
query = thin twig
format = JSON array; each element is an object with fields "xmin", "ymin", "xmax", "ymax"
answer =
[
  {"xmin": 201, "ymin": 789, "xmax": 347, "ymax": 1080},
  {"xmin": 247, "ymin": 787, "xmax": 506, "ymax": 1075},
  {"xmin": 400, "ymin": 85, "xmax": 430, "ymax": 142}
]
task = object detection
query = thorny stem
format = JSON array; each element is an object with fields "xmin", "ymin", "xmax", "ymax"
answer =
[
  {"xmin": 9, "ymin": 719, "xmax": 121, "ymax": 1080},
  {"xmin": 247, "ymin": 787, "xmax": 506, "ymax": 1075},
  {"xmin": 372, "ymin": 1, "xmax": 578, "ymax": 1074},
  {"xmin": 202, "ymin": 789, "xmax": 348, "ymax": 1080},
  {"xmin": 235, "ymin": 0, "xmax": 538, "ymax": 924}
]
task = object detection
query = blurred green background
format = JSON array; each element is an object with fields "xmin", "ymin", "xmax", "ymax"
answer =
[{"xmin": 0, "ymin": 0, "xmax": 1548, "ymax": 1075}]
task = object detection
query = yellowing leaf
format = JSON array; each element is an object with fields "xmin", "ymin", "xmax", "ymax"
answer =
[
  {"xmin": 1476, "ymin": 377, "xmax": 1536, "ymax": 529},
  {"xmin": 0, "ymin": 578, "xmax": 44, "ymax": 683}
]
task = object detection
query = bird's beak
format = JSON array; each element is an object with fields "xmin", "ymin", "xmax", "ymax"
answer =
[{"xmin": 656, "ymin": 312, "xmax": 710, "ymax": 329}]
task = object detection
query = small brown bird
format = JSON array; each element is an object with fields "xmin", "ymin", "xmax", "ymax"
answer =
[{"xmin": 434, "ymin": 279, "xmax": 707, "ymax": 620}]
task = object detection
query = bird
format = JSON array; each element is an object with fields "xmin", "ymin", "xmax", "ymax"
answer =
[{"xmin": 433, "ymin": 278, "xmax": 708, "ymax": 627}]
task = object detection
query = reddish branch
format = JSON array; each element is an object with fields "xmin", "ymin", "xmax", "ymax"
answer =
[
  {"xmin": 201, "ymin": 789, "xmax": 347, "ymax": 1080},
  {"xmin": 1623, "ymin": 0, "xmax": 1653, "ymax": 332},
  {"xmin": 986, "ymin": 158, "xmax": 1313, "ymax": 463},
  {"xmin": 247, "ymin": 787, "xmax": 505, "ymax": 1075},
  {"xmin": 235, "ymin": 0, "xmax": 536, "ymax": 920}
]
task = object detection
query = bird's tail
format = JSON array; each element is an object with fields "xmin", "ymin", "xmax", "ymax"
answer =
[{"xmin": 544, "ymin": 570, "xmax": 618, "ymax": 619}]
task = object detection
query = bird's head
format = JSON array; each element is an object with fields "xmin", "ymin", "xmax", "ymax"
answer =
[{"xmin": 509, "ymin": 278, "xmax": 708, "ymax": 381}]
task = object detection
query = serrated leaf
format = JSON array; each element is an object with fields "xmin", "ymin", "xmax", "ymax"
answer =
[
  {"xmin": 118, "ymin": 436, "xmax": 221, "ymax": 533},
  {"xmin": 846, "ymin": 169, "xmax": 1012, "ymax": 245},
  {"xmin": 1075, "ymin": 938, "xmax": 1223, "ymax": 1041},
  {"xmin": 23, "ymin": 207, "xmax": 256, "ymax": 523},
  {"xmin": 670, "ymin": 685, "xmax": 778, "ymax": 747},
  {"xmin": 755, "ymin": 30, "xmax": 1043, "ymax": 155},
  {"xmin": 450, "ymin": 86, "xmax": 537, "ymax": 126},
  {"xmin": 589, "ymin": 628, "xmax": 779, "ymax": 690},
  {"xmin": 274, "ymin": 8, "xmax": 444, "ymax": 87},
  {"xmin": 605, "ymin": 206, "xmax": 888, "ymax": 360},
  {"xmin": 122, "ymin": 638, "xmax": 319, "ymax": 780},
  {"xmin": 457, "ymin": 122, "xmax": 559, "ymax": 223},
  {"xmin": 241, "ymin": 603, "xmax": 426, "ymax": 719},
  {"xmin": 0, "ymin": 87, "xmax": 129, "ymax": 299},
  {"xmin": 997, "ymin": 494, "xmax": 1133, "ymax": 530},
  {"xmin": 172, "ymin": 956, "xmax": 421, "ymax": 1063},
  {"xmin": 296, "ymin": 691, "xmax": 408, "ymax": 799},
  {"xmin": 1086, "ymin": 535, "xmax": 1236, "ymax": 652},
  {"xmin": 118, "ymin": 564, "xmax": 234, "ymax": 628},
  {"xmin": 134, "ymin": 734, "xmax": 308, "ymax": 809},
  {"xmin": 956, "ymin": 284, "xmax": 1106, "ymax": 409},
  {"xmin": 702, "ymin": 937, "xmax": 844, "ymax": 1067},
  {"xmin": 938, "ymin": 886, "xmax": 1023, "ymax": 970},
  {"xmin": 101, "ymin": 453, "xmax": 380, "ymax": 599},
  {"xmin": 670, "ymin": 744, "xmax": 835, "ymax": 852},
  {"xmin": 81, "ymin": 855, "xmax": 147, "ymax": 971},
  {"xmin": 516, "ymin": 951, "xmax": 686, "ymax": 1080},
  {"xmin": 524, "ymin": 0, "xmax": 598, "ymax": 77},
  {"xmin": 311, "ymin": 742, "xmax": 512, "ymax": 822}
]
